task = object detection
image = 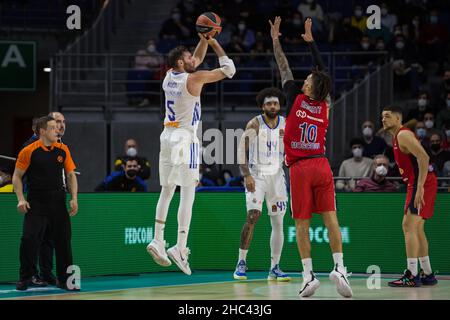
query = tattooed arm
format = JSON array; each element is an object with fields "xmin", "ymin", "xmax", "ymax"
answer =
[
  {"xmin": 238, "ymin": 117, "xmax": 259, "ymax": 192},
  {"xmin": 270, "ymin": 16, "xmax": 294, "ymax": 87}
]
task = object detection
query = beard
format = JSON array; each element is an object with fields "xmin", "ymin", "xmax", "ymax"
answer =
[
  {"xmin": 184, "ymin": 64, "xmax": 196, "ymax": 73},
  {"xmin": 264, "ymin": 110, "xmax": 278, "ymax": 119}
]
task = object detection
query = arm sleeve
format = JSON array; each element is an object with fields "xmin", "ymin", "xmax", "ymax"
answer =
[
  {"xmin": 15, "ymin": 148, "xmax": 31, "ymax": 171},
  {"xmin": 62, "ymin": 145, "xmax": 76, "ymax": 173},
  {"xmin": 308, "ymin": 41, "xmax": 326, "ymax": 71},
  {"xmin": 283, "ymin": 80, "xmax": 301, "ymax": 118}
]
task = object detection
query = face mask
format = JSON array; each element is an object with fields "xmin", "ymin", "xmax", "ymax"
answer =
[
  {"xmin": 354, "ymin": 10, "xmax": 362, "ymax": 18},
  {"xmin": 361, "ymin": 42, "xmax": 370, "ymax": 50},
  {"xmin": 126, "ymin": 147, "xmax": 137, "ymax": 157},
  {"xmin": 446, "ymin": 130, "xmax": 450, "ymax": 138},
  {"xmin": 381, "ymin": 8, "xmax": 388, "ymax": 16},
  {"xmin": 425, "ymin": 120, "xmax": 434, "ymax": 129},
  {"xmin": 395, "ymin": 41, "xmax": 405, "ymax": 50},
  {"xmin": 376, "ymin": 43, "xmax": 385, "ymax": 50},
  {"xmin": 147, "ymin": 45, "xmax": 156, "ymax": 52},
  {"xmin": 352, "ymin": 148, "xmax": 363, "ymax": 158},
  {"xmin": 363, "ymin": 127, "xmax": 373, "ymax": 137},
  {"xmin": 238, "ymin": 24, "xmax": 246, "ymax": 31},
  {"xmin": 172, "ymin": 13, "xmax": 181, "ymax": 21},
  {"xmin": 375, "ymin": 165, "xmax": 388, "ymax": 176},
  {"xmin": 431, "ymin": 143, "xmax": 441, "ymax": 152},
  {"xmin": 430, "ymin": 16, "xmax": 438, "ymax": 24},
  {"xmin": 418, "ymin": 98, "xmax": 427, "ymax": 108},
  {"xmin": 126, "ymin": 169, "xmax": 137, "ymax": 178},
  {"xmin": 416, "ymin": 128, "xmax": 426, "ymax": 138}
]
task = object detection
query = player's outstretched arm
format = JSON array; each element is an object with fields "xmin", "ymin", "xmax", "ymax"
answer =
[
  {"xmin": 207, "ymin": 37, "xmax": 235, "ymax": 79},
  {"xmin": 238, "ymin": 118, "xmax": 259, "ymax": 192},
  {"xmin": 302, "ymin": 18, "xmax": 326, "ymax": 71},
  {"xmin": 270, "ymin": 16, "xmax": 294, "ymax": 87},
  {"xmin": 193, "ymin": 33, "xmax": 209, "ymax": 68}
]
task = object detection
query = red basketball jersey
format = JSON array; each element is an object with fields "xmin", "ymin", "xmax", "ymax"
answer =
[
  {"xmin": 393, "ymin": 126, "xmax": 433, "ymax": 184},
  {"xmin": 284, "ymin": 94, "xmax": 329, "ymax": 166}
]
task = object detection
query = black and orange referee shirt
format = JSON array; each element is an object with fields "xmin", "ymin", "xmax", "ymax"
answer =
[{"xmin": 16, "ymin": 140, "xmax": 76, "ymax": 192}]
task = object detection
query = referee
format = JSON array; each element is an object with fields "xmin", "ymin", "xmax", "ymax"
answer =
[{"xmin": 12, "ymin": 116, "xmax": 79, "ymax": 291}]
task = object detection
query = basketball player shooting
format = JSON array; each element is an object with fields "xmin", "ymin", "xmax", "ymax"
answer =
[
  {"xmin": 270, "ymin": 17, "xmax": 352, "ymax": 298},
  {"xmin": 233, "ymin": 87, "xmax": 290, "ymax": 282},
  {"xmin": 381, "ymin": 106, "xmax": 438, "ymax": 287},
  {"xmin": 146, "ymin": 31, "xmax": 235, "ymax": 275}
]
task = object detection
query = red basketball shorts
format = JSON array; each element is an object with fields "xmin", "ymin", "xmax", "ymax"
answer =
[{"xmin": 289, "ymin": 157, "xmax": 336, "ymax": 219}]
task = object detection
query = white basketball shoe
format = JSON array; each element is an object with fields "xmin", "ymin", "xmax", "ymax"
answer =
[
  {"xmin": 167, "ymin": 245, "xmax": 192, "ymax": 275},
  {"xmin": 146, "ymin": 239, "xmax": 171, "ymax": 267}
]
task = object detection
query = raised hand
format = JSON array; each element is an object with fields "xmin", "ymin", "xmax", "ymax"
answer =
[
  {"xmin": 301, "ymin": 18, "xmax": 314, "ymax": 42},
  {"xmin": 269, "ymin": 16, "xmax": 282, "ymax": 41}
]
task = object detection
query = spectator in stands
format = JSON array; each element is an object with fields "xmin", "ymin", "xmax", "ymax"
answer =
[
  {"xmin": 442, "ymin": 120, "xmax": 450, "ymax": 151},
  {"xmin": 329, "ymin": 16, "xmax": 362, "ymax": 45},
  {"xmin": 285, "ymin": 12, "xmax": 304, "ymax": 45},
  {"xmin": 428, "ymin": 133, "xmax": 450, "ymax": 176},
  {"xmin": 335, "ymin": 138, "xmax": 373, "ymax": 191},
  {"xmin": 420, "ymin": 9, "xmax": 449, "ymax": 67},
  {"xmin": 226, "ymin": 35, "xmax": 246, "ymax": 53},
  {"xmin": 390, "ymin": 34, "xmax": 423, "ymax": 95},
  {"xmin": 423, "ymin": 112, "xmax": 436, "ymax": 138},
  {"xmin": 353, "ymin": 35, "xmax": 375, "ymax": 66},
  {"xmin": 198, "ymin": 165, "xmax": 217, "ymax": 187},
  {"xmin": 443, "ymin": 69, "xmax": 450, "ymax": 95},
  {"xmin": 441, "ymin": 161, "xmax": 450, "ymax": 190},
  {"xmin": 436, "ymin": 92, "xmax": 450, "ymax": 129},
  {"xmin": 415, "ymin": 121, "xmax": 430, "ymax": 149},
  {"xmin": 114, "ymin": 139, "xmax": 151, "ymax": 180},
  {"xmin": 159, "ymin": 7, "xmax": 191, "ymax": 41},
  {"xmin": 406, "ymin": 91, "xmax": 433, "ymax": 123},
  {"xmin": 96, "ymin": 158, "xmax": 147, "ymax": 192},
  {"xmin": 0, "ymin": 170, "xmax": 12, "ymax": 189},
  {"xmin": 223, "ymin": 0, "xmax": 253, "ymax": 25},
  {"xmin": 274, "ymin": 0, "xmax": 295, "ymax": 20},
  {"xmin": 351, "ymin": 5, "xmax": 367, "ymax": 33},
  {"xmin": 297, "ymin": 0, "xmax": 324, "ymax": 36},
  {"xmin": 235, "ymin": 20, "xmax": 256, "ymax": 50},
  {"xmin": 380, "ymin": 2, "xmax": 398, "ymax": 33},
  {"xmin": 361, "ymin": 120, "xmax": 387, "ymax": 158},
  {"xmin": 353, "ymin": 155, "xmax": 398, "ymax": 192},
  {"xmin": 407, "ymin": 15, "xmax": 422, "ymax": 44},
  {"xmin": 216, "ymin": 16, "xmax": 235, "ymax": 48},
  {"xmin": 128, "ymin": 39, "xmax": 164, "ymax": 107}
]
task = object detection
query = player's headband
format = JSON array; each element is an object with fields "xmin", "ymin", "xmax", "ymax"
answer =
[{"xmin": 263, "ymin": 97, "xmax": 279, "ymax": 105}]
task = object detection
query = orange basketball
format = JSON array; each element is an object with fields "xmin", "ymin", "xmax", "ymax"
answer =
[{"xmin": 196, "ymin": 12, "xmax": 222, "ymax": 38}]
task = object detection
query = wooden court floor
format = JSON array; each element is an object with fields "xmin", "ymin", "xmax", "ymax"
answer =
[{"xmin": 1, "ymin": 271, "xmax": 449, "ymax": 300}]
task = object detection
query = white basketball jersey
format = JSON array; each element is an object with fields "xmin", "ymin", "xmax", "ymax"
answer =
[
  {"xmin": 162, "ymin": 71, "xmax": 201, "ymax": 135},
  {"xmin": 248, "ymin": 115, "xmax": 285, "ymax": 176}
]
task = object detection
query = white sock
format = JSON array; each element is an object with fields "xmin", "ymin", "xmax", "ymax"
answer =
[
  {"xmin": 419, "ymin": 256, "xmax": 432, "ymax": 275},
  {"xmin": 239, "ymin": 249, "xmax": 248, "ymax": 262},
  {"xmin": 332, "ymin": 252, "xmax": 344, "ymax": 270},
  {"xmin": 270, "ymin": 214, "xmax": 284, "ymax": 269},
  {"xmin": 177, "ymin": 185, "xmax": 196, "ymax": 250},
  {"xmin": 154, "ymin": 185, "xmax": 176, "ymax": 241},
  {"xmin": 407, "ymin": 258, "xmax": 418, "ymax": 276},
  {"xmin": 302, "ymin": 258, "xmax": 313, "ymax": 276}
]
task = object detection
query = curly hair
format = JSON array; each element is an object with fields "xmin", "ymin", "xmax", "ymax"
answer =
[{"xmin": 255, "ymin": 87, "xmax": 285, "ymax": 109}]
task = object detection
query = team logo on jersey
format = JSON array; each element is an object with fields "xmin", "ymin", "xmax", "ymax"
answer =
[
  {"xmin": 272, "ymin": 205, "xmax": 277, "ymax": 213},
  {"xmin": 296, "ymin": 110, "xmax": 307, "ymax": 118},
  {"xmin": 57, "ymin": 155, "xmax": 64, "ymax": 163}
]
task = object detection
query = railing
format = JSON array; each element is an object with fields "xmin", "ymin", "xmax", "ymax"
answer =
[
  {"xmin": 326, "ymin": 61, "xmax": 393, "ymax": 167},
  {"xmin": 51, "ymin": 51, "xmax": 389, "ymax": 118}
]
